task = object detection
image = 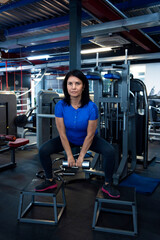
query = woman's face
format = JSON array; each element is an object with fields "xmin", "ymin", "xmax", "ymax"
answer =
[{"xmin": 67, "ymin": 76, "xmax": 84, "ymax": 99}]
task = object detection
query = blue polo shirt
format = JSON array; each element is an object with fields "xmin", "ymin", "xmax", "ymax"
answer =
[{"xmin": 55, "ymin": 100, "xmax": 98, "ymax": 145}]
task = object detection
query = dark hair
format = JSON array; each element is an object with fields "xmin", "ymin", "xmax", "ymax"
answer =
[{"xmin": 63, "ymin": 69, "xmax": 90, "ymax": 107}]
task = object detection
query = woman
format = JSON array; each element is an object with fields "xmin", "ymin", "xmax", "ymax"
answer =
[{"xmin": 35, "ymin": 69, "xmax": 120, "ymax": 198}]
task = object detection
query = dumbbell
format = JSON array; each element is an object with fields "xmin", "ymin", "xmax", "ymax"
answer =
[{"xmin": 62, "ymin": 160, "xmax": 90, "ymax": 169}]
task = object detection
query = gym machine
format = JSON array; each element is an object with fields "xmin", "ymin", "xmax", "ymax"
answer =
[
  {"xmin": 0, "ymin": 92, "xmax": 17, "ymax": 136},
  {"xmin": 36, "ymin": 90, "xmax": 60, "ymax": 148},
  {"xmin": 36, "ymin": 150, "xmax": 91, "ymax": 179},
  {"xmin": 0, "ymin": 91, "xmax": 17, "ymax": 153},
  {"xmin": 0, "ymin": 134, "xmax": 29, "ymax": 171},
  {"xmin": 129, "ymin": 77, "xmax": 148, "ymax": 167},
  {"xmin": 14, "ymin": 106, "xmax": 37, "ymax": 148},
  {"xmin": 0, "ymin": 92, "xmax": 31, "ymax": 171},
  {"xmin": 85, "ymin": 62, "xmax": 148, "ymax": 185},
  {"xmin": 148, "ymin": 97, "xmax": 160, "ymax": 141}
]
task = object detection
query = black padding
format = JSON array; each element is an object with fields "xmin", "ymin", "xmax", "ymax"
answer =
[{"xmin": 14, "ymin": 115, "xmax": 28, "ymax": 127}]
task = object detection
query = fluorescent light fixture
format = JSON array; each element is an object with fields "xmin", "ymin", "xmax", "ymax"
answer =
[
  {"xmin": 81, "ymin": 47, "xmax": 112, "ymax": 54},
  {"xmin": 45, "ymin": 73, "xmax": 51, "ymax": 76},
  {"xmin": 27, "ymin": 55, "xmax": 50, "ymax": 60},
  {"xmin": 56, "ymin": 76, "xmax": 65, "ymax": 80}
]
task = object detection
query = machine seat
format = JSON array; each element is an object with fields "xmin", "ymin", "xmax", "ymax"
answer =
[{"xmin": 8, "ymin": 138, "xmax": 29, "ymax": 148}]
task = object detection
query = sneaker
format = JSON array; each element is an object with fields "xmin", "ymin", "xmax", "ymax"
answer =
[
  {"xmin": 35, "ymin": 179, "xmax": 58, "ymax": 192},
  {"xmin": 102, "ymin": 183, "xmax": 120, "ymax": 198}
]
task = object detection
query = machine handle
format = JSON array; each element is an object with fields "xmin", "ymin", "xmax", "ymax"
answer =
[{"xmin": 62, "ymin": 160, "xmax": 90, "ymax": 169}]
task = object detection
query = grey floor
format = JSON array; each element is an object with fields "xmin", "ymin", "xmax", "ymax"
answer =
[{"xmin": 0, "ymin": 139, "xmax": 160, "ymax": 240}]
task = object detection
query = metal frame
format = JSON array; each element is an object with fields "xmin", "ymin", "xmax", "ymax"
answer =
[
  {"xmin": 92, "ymin": 186, "xmax": 137, "ymax": 236},
  {"xmin": 87, "ymin": 63, "xmax": 148, "ymax": 184},
  {"xmin": 0, "ymin": 92, "xmax": 17, "ymax": 135},
  {"xmin": 0, "ymin": 102, "xmax": 8, "ymax": 135},
  {"xmin": 69, "ymin": 0, "xmax": 81, "ymax": 70},
  {"xmin": 21, "ymin": 128, "xmax": 37, "ymax": 148},
  {"xmin": 88, "ymin": 63, "xmax": 135, "ymax": 184},
  {"xmin": 0, "ymin": 147, "xmax": 16, "ymax": 172},
  {"xmin": 36, "ymin": 90, "xmax": 60, "ymax": 148},
  {"xmin": 17, "ymin": 180, "xmax": 66, "ymax": 225},
  {"xmin": 148, "ymin": 99, "xmax": 160, "ymax": 142}
]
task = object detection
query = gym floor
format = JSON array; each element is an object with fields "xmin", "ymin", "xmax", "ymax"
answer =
[{"xmin": 0, "ymin": 140, "xmax": 160, "ymax": 240}]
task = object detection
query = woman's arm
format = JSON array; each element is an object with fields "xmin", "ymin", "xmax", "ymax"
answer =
[
  {"xmin": 55, "ymin": 117, "xmax": 75, "ymax": 167},
  {"xmin": 76, "ymin": 119, "xmax": 98, "ymax": 167}
]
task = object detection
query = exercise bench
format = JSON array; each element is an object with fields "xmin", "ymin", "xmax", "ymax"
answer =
[
  {"xmin": 0, "ymin": 137, "xmax": 29, "ymax": 172},
  {"xmin": 17, "ymin": 178, "xmax": 66, "ymax": 225},
  {"xmin": 92, "ymin": 186, "xmax": 138, "ymax": 236}
]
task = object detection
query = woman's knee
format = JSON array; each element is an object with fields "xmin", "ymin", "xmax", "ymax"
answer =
[
  {"xmin": 102, "ymin": 144, "xmax": 115, "ymax": 160},
  {"xmin": 39, "ymin": 137, "xmax": 62, "ymax": 158},
  {"xmin": 39, "ymin": 142, "xmax": 51, "ymax": 158},
  {"xmin": 39, "ymin": 146, "xmax": 47, "ymax": 160}
]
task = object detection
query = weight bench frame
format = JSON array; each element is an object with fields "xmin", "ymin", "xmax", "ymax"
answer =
[{"xmin": 0, "ymin": 138, "xmax": 29, "ymax": 172}]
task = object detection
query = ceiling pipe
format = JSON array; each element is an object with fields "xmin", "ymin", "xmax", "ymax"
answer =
[
  {"xmin": 82, "ymin": 13, "xmax": 160, "ymax": 39},
  {"xmin": 81, "ymin": 52, "xmax": 160, "ymax": 64},
  {"xmin": 0, "ymin": 13, "xmax": 160, "ymax": 51},
  {"xmin": 0, "ymin": 29, "xmax": 69, "ymax": 49},
  {"xmin": 0, "ymin": 52, "xmax": 160, "ymax": 72},
  {"xmin": 7, "ymin": 37, "xmax": 93, "ymax": 54}
]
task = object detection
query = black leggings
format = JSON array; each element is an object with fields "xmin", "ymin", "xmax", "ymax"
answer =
[{"xmin": 39, "ymin": 135, "xmax": 115, "ymax": 183}]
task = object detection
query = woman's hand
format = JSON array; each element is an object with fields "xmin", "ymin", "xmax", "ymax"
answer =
[
  {"xmin": 67, "ymin": 156, "xmax": 76, "ymax": 167},
  {"xmin": 76, "ymin": 155, "xmax": 84, "ymax": 167}
]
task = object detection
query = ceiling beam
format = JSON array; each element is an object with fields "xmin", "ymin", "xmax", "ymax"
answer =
[
  {"xmin": 115, "ymin": 0, "xmax": 160, "ymax": 11},
  {"xmin": 142, "ymin": 26, "xmax": 160, "ymax": 34},
  {"xmin": 82, "ymin": 0, "xmax": 160, "ymax": 52},
  {"xmin": 7, "ymin": 37, "xmax": 93, "ymax": 54},
  {"xmin": 6, "ymin": 11, "xmax": 91, "ymax": 37},
  {"xmin": 82, "ymin": 13, "xmax": 160, "ymax": 37},
  {"xmin": 0, "ymin": 0, "xmax": 42, "ymax": 13},
  {"xmin": 82, "ymin": 0, "xmax": 123, "ymax": 21},
  {"xmin": 1, "ymin": 13, "xmax": 160, "ymax": 51}
]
